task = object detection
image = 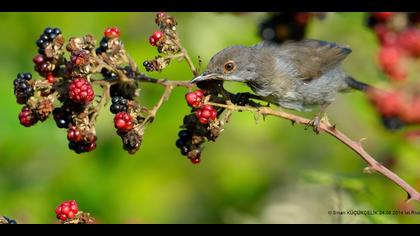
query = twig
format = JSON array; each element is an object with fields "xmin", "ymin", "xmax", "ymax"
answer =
[
  {"xmin": 90, "ymin": 80, "xmax": 115, "ymax": 123},
  {"xmin": 139, "ymin": 85, "xmax": 175, "ymax": 128},
  {"xmin": 181, "ymin": 48, "xmax": 199, "ymax": 77},
  {"xmin": 135, "ymin": 73, "xmax": 194, "ymax": 89},
  {"xmin": 205, "ymin": 102, "xmax": 420, "ymax": 202}
]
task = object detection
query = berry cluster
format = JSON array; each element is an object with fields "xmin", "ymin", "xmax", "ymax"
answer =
[
  {"xmin": 96, "ymin": 27, "xmax": 121, "ymax": 54},
  {"xmin": 365, "ymin": 12, "xmax": 420, "ymax": 131},
  {"xmin": 14, "ymin": 26, "xmax": 148, "ymax": 155},
  {"xmin": 258, "ymin": 12, "xmax": 313, "ymax": 44},
  {"xmin": 55, "ymin": 200, "xmax": 95, "ymax": 224},
  {"xmin": 367, "ymin": 86, "xmax": 420, "ymax": 130},
  {"xmin": 195, "ymin": 105, "xmax": 217, "ymax": 124},
  {"xmin": 56, "ymin": 200, "xmax": 79, "ymax": 221},
  {"xmin": 143, "ymin": 12, "xmax": 181, "ymax": 72},
  {"xmin": 367, "ymin": 12, "xmax": 420, "ymax": 82},
  {"xmin": 14, "ymin": 73, "xmax": 34, "ymax": 104},
  {"xmin": 176, "ymin": 89, "xmax": 223, "ymax": 164},
  {"xmin": 109, "ymin": 85, "xmax": 143, "ymax": 154},
  {"xmin": 36, "ymin": 27, "xmax": 62, "ymax": 55}
]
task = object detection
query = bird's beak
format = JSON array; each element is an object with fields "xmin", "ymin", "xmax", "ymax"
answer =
[{"xmin": 191, "ymin": 73, "xmax": 219, "ymax": 83}]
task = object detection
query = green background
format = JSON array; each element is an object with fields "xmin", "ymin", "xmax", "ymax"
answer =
[{"xmin": 0, "ymin": 12, "xmax": 419, "ymax": 223}]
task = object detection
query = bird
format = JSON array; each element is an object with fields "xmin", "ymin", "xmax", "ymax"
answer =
[{"xmin": 191, "ymin": 39, "xmax": 371, "ymax": 133}]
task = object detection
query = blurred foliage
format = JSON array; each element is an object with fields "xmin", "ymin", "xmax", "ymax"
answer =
[{"xmin": 0, "ymin": 12, "xmax": 419, "ymax": 224}]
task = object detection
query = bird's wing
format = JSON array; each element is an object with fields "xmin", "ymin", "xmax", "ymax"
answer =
[{"xmin": 271, "ymin": 39, "xmax": 352, "ymax": 80}]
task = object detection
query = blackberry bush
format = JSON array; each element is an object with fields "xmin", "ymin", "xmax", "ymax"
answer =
[{"xmin": 13, "ymin": 16, "xmax": 197, "ymax": 156}]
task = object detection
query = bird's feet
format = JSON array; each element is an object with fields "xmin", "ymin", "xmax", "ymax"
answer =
[{"xmin": 306, "ymin": 115, "xmax": 322, "ymax": 134}]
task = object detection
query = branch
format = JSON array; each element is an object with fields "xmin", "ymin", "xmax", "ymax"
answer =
[
  {"xmin": 206, "ymin": 101, "xmax": 420, "ymax": 202},
  {"xmin": 135, "ymin": 73, "xmax": 194, "ymax": 89}
]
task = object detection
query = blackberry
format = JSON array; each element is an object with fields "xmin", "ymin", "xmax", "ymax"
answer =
[
  {"xmin": 180, "ymin": 145, "xmax": 190, "ymax": 155},
  {"xmin": 114, "ymin": 112, "xmax": 133, "ymax": 132},
  {"xmin": 68, "ymin": 77, "xmax": 95, "ymax": 104},
  {"xmin": 101, "ymin": 68, "xmax": 118, "ymax": 80},
  {"xmin": 19, "ymin": 106, "xmax": 38, "ymax": 127},
  {"xmin": 14, "ymin": 73, "xmax": 34, "ymax": 104},
  {"xmin": 143, "ymin": 60, "xmax": 154, "ymax": 72},
  {"xmin": 120, "ymin": 130, "xmax": 142, "ymax": 154},
  {"xmin": 36, "ymin": 27, "xmax": 62, "ymax": 55},
  {"xmin": 176, "ymin": 138, "xmax": 186, "ymax": 148},
  {"xmin": 96, "ymin": 37, "xmax": 109, "ymax": 53},
  {"xmin": 68, "ymin": 141, "xmax": 96, "ymax": 154},
  {"xmin": 176, "ymin": 130, "xmax": 193, "ymax": 156},
  {"xmin": 178, "ymin": 130, "xmax": 192, "ymax": 139},
  {"xmin": 110, "ymin": 96, "xmax": 128, "ymax": 114},
  {"xmin": 53, "ymin": 107, "xmax": 72, "ymax": 129}
]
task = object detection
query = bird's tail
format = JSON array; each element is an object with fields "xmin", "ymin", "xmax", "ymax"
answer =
[{"xmin": 344, "ymin": 76, "xmax": 371, "ymax": 92}]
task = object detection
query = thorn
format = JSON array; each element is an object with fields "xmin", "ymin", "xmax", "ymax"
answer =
[
  {"xmin": 291, "ymin": 120, "xmax": 296, "ymax": 126},
  {"xmin": 363, "ymin": 166, "xmax": 375, "ymax": 174},
  {"xmin": 330, "ymin": 124, "xmax": 337, "ymax": 130},
  {"xmin": 406, "ymin": 193, "xmax": 412, "ymax": 202},
  {"xmin": 358, "ymin": 138, "xmax": 367, "ymax": 146}
]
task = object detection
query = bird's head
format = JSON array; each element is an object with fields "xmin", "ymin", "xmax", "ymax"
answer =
[{"xmin": 192, "ymin": 46, "xmax": 257, "ymax": 84}]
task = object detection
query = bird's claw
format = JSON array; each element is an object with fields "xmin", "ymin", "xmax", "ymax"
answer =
[{"xmin": 306, "ymin": 116, "xmax": 321, "ymax": 134}]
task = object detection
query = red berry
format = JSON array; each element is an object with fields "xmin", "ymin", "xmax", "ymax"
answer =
[
  {"xmin": 200, "ymin": 105, "xmax": 212, "ymax": 110},
  {"xmin": 198, "ymin": 117, "xmax": 208, "ymax": 124},
  {"xmin": 194, "ymin": 90, "xmax": 204, "ymax": 97},
  {"xmin": 46, "ymin": 73, "xmax": 55, "ymax": 83},
  {"xmin": 400, "ymin": 98, "xmax": 420, "ymax": 123},
  {"xmin": 201, "ymin": 109, "xmax": 212, "ymax": 119},
  {"xmin": 379, "ymin": 46, "xmax": 401, "ymax": 69},
  {"xmin": 195, "ymin": 105, "xmax": 217, "ymax": 124},
  {"xmin": 372, "ymin": 12, "xmax": 395, "ymax": 22},
  {"xmin": 68, "ymin": 77, "xmax": 95, "ymax": 104},
  {"xmin": 19, "ymin": 106, "xmax": 38, "ymax": 127},
  {"xmin": 374, "ymin": 25, "xmax": 398, "ymax": 46},
  {"xmin": 67, "ymin": 126, "xmax": 82, "ymax": 142},
  {"xmin": 149, "ymin": 31, "xmax": 164, "ymax": 46},
  {"xmin": 190, "ymin": 157, "xmax": 201, "ymax": 164},
  {"xmin": 61, "ymin": 206, "xmax": 70, "ymax": 215},
  {"xmin": 185, "ymin": 90, "xmax": 204, "ymax": 108},
  {"xmin": 114, "ymin": 112, "xmax": 134, "ymax": 132},
  {"xmin": 104, "ymin": 27, "xmax": 120, "ymax": 38},
  {"xmin": 386, "ymin": 65, "xmax": 407, "ymax": 82},
  {"xmin": 84, "ymin": 142, "xmax": 97, "ymax": 152},
  {"xmin": 398, "ymin": 29, "xmax": 420, "ymax": 57},
  {"xmin": 59, "ymin": 214, "xmax": 67, "ymax": 221},
  {"xmin": 32, "ymin": 54, "xmax": 45, "ymax": 65},
  {"xmin": 368, "ymin": 90, "xmax": 402, "ymax": 117},
  {"xmin": 70, "ymin": 204, "xmax": 78, "ymax": 212},
  {"xmin": 55, "ymin": 200, "xmax": 79, "ymax": 221},
  {"xmin": 378, "ymin": 45, "xmax": 407, "ymax": 81}
]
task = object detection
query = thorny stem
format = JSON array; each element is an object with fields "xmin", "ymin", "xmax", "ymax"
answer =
[{"xmin": 205, "ymin": 102, "xmax": 420, "ymax": 202}]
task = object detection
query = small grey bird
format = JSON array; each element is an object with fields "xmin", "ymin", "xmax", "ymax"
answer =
[{"xmin": 191, "ymin": 39, "xmax": 370, "ymax": 132}]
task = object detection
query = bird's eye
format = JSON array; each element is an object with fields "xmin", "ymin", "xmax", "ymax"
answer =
[{"xmin": 224, "ymin": 62, "xmax": 235, "ymax": 72}]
